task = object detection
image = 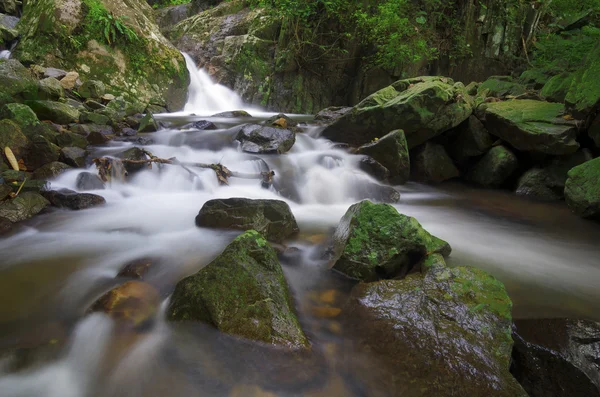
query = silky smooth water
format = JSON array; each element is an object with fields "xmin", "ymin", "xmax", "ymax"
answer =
[{"xmin": 0, "ymin": 56, "xmax": 599, "ymax": 397}]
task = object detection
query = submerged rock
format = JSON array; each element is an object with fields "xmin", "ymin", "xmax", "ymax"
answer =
[
  {"xmin": 167, "ymin": 230, "xmax": 309, "ymax": 349},
  {"xmin": 329, "ymin": 200, "xmax": 450, "ymax": 281},
  {"xmin": 481, "ymin": 100, "xmax": 579, "ymax": 155},
  {"xmin": 235, "ymin": 124, "xmax": 296, "ymax": 154},
  {"xmin": 411, "ymin": 142, "xmax": 460, "ymax": 183},
  {"xmin": 90, "ymin": 281, "xmax": 160, "ymax": 328},
  {"xmin": 511, "ymin": 318, "xmax": 600, "ymax": 397},
  {"xmin": 0, "ymin": 192, "xmax": 49, "ymax": 222},
  {"xmin": 75, "ymin": 172, "xmax": 105, "ymax": 191},
  {"xmin": 356, "ymin": 130, "xmax": 410, "ymax": 184},
  {"xmin": 117, "ymin": 257, "xmax": 155, "ymax": 279},
  {"xmin": 116, "ymin": 147, "xmax": 148, "ymax": 175},
  {"xmin": 344, "ymin": 260, "xmax": 526, "ymax": 396},
  {"xmin": 42, "ymin": 189, "xmax": 106, "ymax": 210},
  {"xmin": 466, "ymin": 145, "xmax": 518, "ymax": 188},
  {"xmin": 565, "ymin": 157, "xmax": 600, "ymax": 219},
  {"xmin": 322, "ymin": 76, "xmax": 474, "ymax": 148},
  {"xmin": 195, "ymin": 198, "xmax": 299, "ymax": 243}
]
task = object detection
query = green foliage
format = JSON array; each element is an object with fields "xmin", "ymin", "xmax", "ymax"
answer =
[
  {"xmin": 84, "ymin": 0, "xmax": 139, "ymax": 46},
  {"xmin": 545, "ymin": 0, "xmax": 600, "ymax": 20},
  {"xmin": 151, "ymin": 0, "xmax": 192, "ymax": 9},
  {"xmin": 532, "ymin": 26, "xmax": 600, "ymax": 72}
]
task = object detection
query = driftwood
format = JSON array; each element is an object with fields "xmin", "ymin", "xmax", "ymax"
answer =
[{"xmin": 93, "ymin": 150, "xmax": 274, "ymax": 187}]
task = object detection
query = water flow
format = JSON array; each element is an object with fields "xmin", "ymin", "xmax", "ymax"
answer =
[{"xmin": 0, "ymin": 50, "xmax": 10, "ymax": 59}]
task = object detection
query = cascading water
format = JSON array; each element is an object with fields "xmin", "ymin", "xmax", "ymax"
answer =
[
  {"xmin": 0, "ymin": 50, "xmax": 10, "ymax": 59},
  {"xmin": 1, "ymin": 55, "xmax": 600, "ymax": 397}
]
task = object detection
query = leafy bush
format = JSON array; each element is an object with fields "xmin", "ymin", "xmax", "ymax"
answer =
[{"xmin": 84, "ymin": 0, "xmax": 139, "ymax": 46}]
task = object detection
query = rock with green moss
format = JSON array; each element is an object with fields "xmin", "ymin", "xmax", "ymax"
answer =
[
  {"xmin": 0, "ymin": 192, "xmax": 50, "ymax": 223},
  {"xmin": 322, "ymin": 77, "xmax": 474, "ymax": 148},
  {"xmin": 59, "ymin": 147, "xmax": 87, "ymax": 168},
  {"xmin": 565, "ymin": 158, "xmax": 600, "ymax": 219},
  {"xmin": 478, "ymin": 76, "xmax": 527, "ymax": 98},
  {"xmin": 24, "ymin": 100, "xmax": 80, "ymax": 125},
  {"xmin": 167, "ymin": 230, "xmax": 309, "ymax": 349},
  {"xmin": 78, "ymin": 80, "xmax": 105, "ymax": 99},
  {"xmin": 0, "ymin": 103, "xmax": 40, "ymax": 128},
  {"xmin": 466, "ymin": 145, "xmax": 518, "ymax": 188},
  {"xmin": 79, "ymin": 111, "xmax": 110, "ymax": 125},
  {"xmin": 411, "ymin": 142, "xmax": 460, "ymax": 183},
  {"xmin": 0, "ymin": 59, "xmax": 38, "ymax": 105},
  {"xmin": 32, "ymin": 161, "xmax": 72, "ymax": 180},
  {"xmin": 329, "ymin": 200, "xmax": 450, "ymax": 281},
  {"xmin": 541, "ymin": 72, "xmax": 574, "ymax": 103},
  {"xmin": 482, "ymin": 100, "xmax": 579, "ymax": 155},
  {"xmin": 446, "ymin": 115, "xmax": 495, "ymax": 162},
  {"xmin": 519, "ymin": 69, "xmax": 550, "ymax": 89},
  {"xmin": 38, "ymin": 77, "xmax": 65, "ymax": 100},
  {"xmin": 235, "ymin": 124, "xmax": 295, "ymax": 154},
  {"xmin": 55, "ymin": 131, "xmax": 88, "ymax": 149},
  {"xmin": 196, "ymin": 198, "xmax": 299, "ymax": 243},
  {"xmin": 356, "ymin": 130, "xmax": 410, "ymax": 185},
  {"xmin": 14, "ymin": 0, "xmax": 190, "ymax": 111},
  {"xmin": 116, "ymin": 147, "xmax": 147, "ymax": 174},
  {"xmin": 25, "ymin": 135, "xmax": 60, "ymax": 170},
  {"xmin": 564, "ymin": 44, "xmax": 600, "ymax": 118},
  {"xmin": 344, "ymin": 260, "xmax": 526, "ymax": 396},
  {"xmin": 0, "ymin": 119, "xmax": 29, "ymax": 159}
]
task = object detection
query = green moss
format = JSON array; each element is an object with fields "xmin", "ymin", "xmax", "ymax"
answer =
[
  {"xmin": 541, "ymin": 72, "xmax": 574, "ymax": 102},
  {"xmin": 0, "ymin": 104, "xmax": 40, "ymax": 128},
  {"xmin": 477, "ymin": 77, "xmax": 527, "ymax": 98},
  {"xmin": 565, "ymin": 157, "xmax": 600, "ymax": 218},
  {"xmin": 564, "ymin": 44, "xmax": 600, "ymax": 116},
  {"xmin": 485, "ymin": 100, "xmax": 567, "ymax": 134},
  {"xmin": 0, "ymin": 119, "xmax": 29, "ymax": 159}
]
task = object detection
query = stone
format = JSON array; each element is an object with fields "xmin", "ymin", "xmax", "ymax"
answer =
[
  {"xmin": 116, "ymin": 147, "xmax": 148, "ymax": 175},
  {"xmin": 25, "ymin": 135, "xmax": 60, "ymax": 170},
  {"xmin": 211, "ymin": 110, "xmax": 252, "ymax": 118},
  {"xmin": 86, "ymin": 130, "xmax": 111, "ymax": 145},
  {"xmin": 0, "ymin": 1, "xmax": 18, "ymax": 15},
  {"xmin": 358, "ymin": 157, "xmax": 390, "ymax": 182},
  {"xmin": 329, "ymin": 200, "xmax": 450, "ymax": 281},
  {"xmin": 477, "ymin": 76, "xmax": 527, "ymax": 98},
  {"xmin": 55, "ymin": 131, "xmax": 88, "ymax": 149},
  {"xmin": 344, "ymin": 261, "xmax": 526, "ymax": 396},
  {"xmin": 84, "ymin": 99, "xmax": 105, "ymax": 110},
  {"xmin": 0, "ymin": 59, "xmax": 38, "ymax": 105},
  {"xmin": 262, "ymin": 113, "xmax": 298, "ymax": 129},
  {"xmin": 0, "ymin": 119, "xmax": 29, "ymax": 159},
  {"xmin": 482, "ymin": 100, "xmax": 579, "ymax": 155},
  {"xmin": 78, "ymin": 80, "xmax": 105, "ymax": 99},
  {"xmin": 446, "ymin": 115, "xmax": 495, "ymax": 161},
  {"xmin": 89, "ymin": 281, "xmax": 160, "ymax": 328},
  {"xmin": 565, "ymin": 157, "xmax": 600, "ymax": 219},
  {"xmin": 59, "ymin": 147, "xmax": 87, "ymax": 168},
  {"xmin": 32, "ymin": 162, "xmax": 72, "ymax": 180},
  {"xmin": 101, "ymin": 93, "xmax": 116, "ymax": 102},
  {"xmin": 235, "ymin": 124, "xmax": 295, "ymax": 154},
  {"xmin": 59, "ymin": 72, "xmax": 80, "ymax": 90},
  {"xmin": 466, "ymin": 146, "xmax": 518, "ymax": 188},
  {"xmin": 0, "ymin": 183, "xmax": 12, "ymax": 200},
  {"xmin": 356, "ymin": 130, "xmax": 410, "ymax": 184},
  {"xmin": 519, "ymin": 69, "xmax": 550, "ymax": 90},
  {"xmin": 37, "ymin": 77, "xmax": 65, "ymax": 100},
  {"xmin": 0, "ymin": 216, "xmax": 12, "ymax": 235},
  {"xmin": 322, "ymin": 77, "xmax": 474, "ymax": 148},
  {"xmin": 117, "ymin": 257, "xmax": 154, "ymax": 279},
  {"xmin": 0, "ymin": 103, "xmax": 40, "ymax": 128},
  {"xmin": 179, "ymin": 120, "xmax": 218, "ymax": 130},
  {"xmin": 79, "ymin": 111, "xmax": 110, "ymax": 125},
  {"xmin": 351, "ymin": 181, "xmax": 401, "ymax": 204},
  {"xmin": 511, "ymin": 318, "xmax": 600, "ymax": 397},
  {"xmin": 24, "ymin": 100, "xmax": 80, "ymax": 125},
  {"xmin": 43, "ymin": 68, "xmax": 67, "ymax": 80},
  {"xmin": 167, "ymin": 230, "xmax": 309, "ymax": 349},
  {"xmin": 196, "ymin": 198, "xmax": 299, "ymax": 243},
  {"xmin": 42, "ymin": 189, "xmax": 106, "ymax": 210},
  {"xmin": 541, "ymin": 72, "xmax": 574, "ymax": 103},
  {"xmin": 0, "ymin": 192, "xmax": 50, "ymax": 222},
  {"xmin": 314, "ymin": 106, "xmax": 352, "ymax": 124},
  {"xmin": 76, "ymin": 172, "xmax": 105, "ymax": 191},
  {"xmin": 411, "ymin": 142, "xmax": 460, "ymax": 183}
]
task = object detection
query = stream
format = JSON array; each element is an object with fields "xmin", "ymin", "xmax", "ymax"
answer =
[{"xmin": 0, "ymin": 55, "xmax": 599, "ymax": 397}]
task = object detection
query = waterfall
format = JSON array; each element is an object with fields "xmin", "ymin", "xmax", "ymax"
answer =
[{"xmin": 0, "ymin": 50, "xmax": 11, "ymax": 59}]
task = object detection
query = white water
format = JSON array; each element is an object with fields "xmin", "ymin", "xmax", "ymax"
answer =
[{"xmin": 0, "ymin": 50, "xmax": 10, "ymax": 59}]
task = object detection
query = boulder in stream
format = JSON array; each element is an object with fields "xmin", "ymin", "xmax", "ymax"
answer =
[
  {"xmin": 116, "ymin": 147, "xmax": 149, "ymax": 175},
  {"xmin": 59, "ymin": 147, "xmax": 87, "ymax": 168},
  {"xmin": 235, "ymin": 124, "xmax": 296, "ymax": 154},
  {"xmin": 329, "ymin": 200, "xmax": 450, "ymax": 281},
  {"xmin": 565, "ymin": 157, "xmax": 600, "ymax": 219},
  {"xmin": 32, "ymin": 162, "xmax": 72, "ymax": 181},
  {"xmin": 76, "ymin": 172, "xmax": 105, "ymax": 191},
  {"xmin": 356, "ymin": 130, "xmax": 410, "ymax": 184},
  {"xmin": 196, "ymin": 198, "xmax": 299, "ymax": 243},
  {"xmin": 466, "ymin": 145, "xmax": 518, "ymax": 188},
  {"xmin": 446, "ymin": 115, "xmax": 495, "ymax": 162},
  {"xmin": 42, "ymin": 189, "xmax": 106, "ymax": 210},
  {"xmin": 0, "ymin": 192, "xmax": 49, "ymax": 223},
  {"xmin": 410, "ymin": 142, "xmax": 460, "ymax": 183},
  {"xmin": 167, "ymin": 230, "xmax": 309, "ymax": 349}
]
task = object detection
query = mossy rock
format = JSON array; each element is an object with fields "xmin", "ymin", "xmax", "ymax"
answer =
[
  {"xmin": 24, "ymin": 100, "xmax": 80, "ymax": 125},
  {"xmin": 196, "ymin": 198, "xmax": 299, "ymax": 243},
  {"xmin": 37, "ymin": 77, "xmax": 65, "ymax": 100},
  {"xmin": 330, "ymin": 200, "xmax": 451, "ymax": 281},
  {"xmin": 564, "ymin": 44, "xmax": 600, "ymax": 118},
  {"xmin": 59, "ymin": 146, "xmax": 87, "ymax": 168},
  {"xmin": 519, "ymin": 69, "xmax": 551, "ymax": 89},
  {"xmin": 0, "ymin": 103, "xmax": 40, "ymax": 128},
  {"xmin": 235, "ymin": 124, "xmax": 296, "ymax": 154},
  {"xmin": 78, "ymin": 80, "xmax": 105, "ymax": 99},
  {"xmin": 0, "ymin": 59, "xmax": 38, "ymax": 106},
  {"xmin": 356, "ymin": 130, "xmax": 410, "ymax": 185},
  {"xmin": 55, "ymin": 131, "xmax": 88, "ymax": 149},
  {"xmin": 466, "ymin": 145, "xmax": 518, "ymax": 188},
  {"xmin": 482, "ymin": 100, "xmax": 579, "ymax": 155},
  {"xmin": 0, "ymin": 119, "xmax": 29, "ymax": 159},
  {"xmin": 478, "ymin": 76, "xmax": 527, "ymax": 98},
  {"xmin": 0, "ymin": 192, "xmax": 50, "ymax": 223},
  {"xmin": 32, "ymin": 161, "xmax": 72, "ymax": 180},
  {"xmin": 411, "ymin": 142, "xmax": 460, "ymax": 183},
  {"xmin": 167, "ymin": 230, "xmax": 309, "ymax": 349},
  {"xmin": 25, "ymin": 135, "xmax": 61, "ymax": 170},
  {"xmin": 116, "ymin": 147, "xmax": 148, "ymax": 174},
  {"xmin": 446, "ymin": 115, "xmax": 495, "ymax": 162},
  {"xmin": 344, "ymin": 262, "xmax": 526, "ymax": 396},
  {"xmin": 564, "ymin": 157, "xmax": 600, "ymax": 219},
  {"xmin": 541, "ymin": 72, "xmax": 574, "ymax": 103},
  {"xmin": 322, "ymin": 77, "xmax": 474, "ymax": 148},
  {"xmin": 79, "ymin": 111, "xmax": 110, "ymax": 125}
]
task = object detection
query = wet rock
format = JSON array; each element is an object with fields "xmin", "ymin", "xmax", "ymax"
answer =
[
  {"xmin": 446, "ymin": 116, "xmax": 495, "ymax": 162},
  {"xmin": 235, "ymin": 124, "xmax": 296, "ymax": 154},
  {"xmin": 37, "ymin": 77, "xmax": 65, "ymax": 100},
  {"xmin": 0, "ymin": 216, "xmax": 12, "ymax": 234},
  {"xmin": 55, "ymin": 131, "xmax": 88, "ymax": 149},
  {"xmin": 43, "ymin": 67, "xmax": 67, "ymax": 80},
  {"xmin": 24, "ymin": 100, "xmax": 80, "ymax": 125},
  {"xmin": 196, "ymin": 198, "xmax": 299, "ymax": 243},
  {"xmin": 78, "ymin": 80, "xmax": 105, "ymax": 99},
  {"xmin": 116, "ymin": 147, "xmax": 149, "ymax": 175},
  {"xmin": 117, "ymin": 258, "xmax": 155, "ymax": 279},
  {"xmin": 565, "ymin": 157, "xmax": 600, "ymax": 219},
  {"xmin": 42, "ymin": 189, "xmax": 105, "ymax": 210},
  {"xmin": 80, "ymin": 111, "xmax": 110, "ymax": 125},
  {"xmin": 0, "ymin": 183, "xmax": 12, "ymax": 200},
  {"xmin": 70, "ymin": 123, "xmax": 113, "ymax": 137},
  {"xmin": 477, "ymin": 76, "xmax": 527, "ymax": 98},
  {"xmin": 86, "ymin": 130, "xmax": 111, "ymax": 145},
  {"xmin": 167, "ymin": 230, "xmax": 309, "ymax": 349},
  {"xmin": 329, "ymin": 200, "xmax": 450, "ymax": 281},
  {"xmin": 0, "ymin": 119, "xmax": 29, "ymax": 159},
  {"xmin": 145, "ymin": 104, "xmax": 167, "ymax": 114},
  {"xmin": 314, "ymin": 106, "xmax": 352, "ymax": 124},
  {"xmin": 357, "ymin": 130, "xmax": 410, "ymax": 184},
  {"xmin": 59, "ymin": 72, "xmax": 80, "ymax": 90},
  {"xmin": 262, "ymin": 113, "xmax": 298, "ymax": 129},
  {"xmin": 481, "ymin": 100, "xmax": 579, "ymax": 155},
  {"xmin": 180, "ymin": 120, "xmax": 218, "ymax": 130},
  {"xmin": 358, "ymin": 157, "xmax": 390, "ymax": 182},
  {"xmin": 32, "ymin": 162, "xmax": 72, "ymax": 180},
  {"xmin": 84, "ymin": 99, "xmax": 105, "ymax": 111},
  {"xmin": 351, "ymin": 181, "xmax": 400, "ymax": 204},
  {"xmin": 466, "ymin": 146, "xmax": 518, "ymax": 188},
  {"xmin": 511, "ymin": 318, "xmax": 600, "ymax": 397},
  {"xmin": 76, "ymin": 172, "xmax": 105, "ymax": 191},
  {"xmin": 0, "ymin": 103, "xmax": 40, "ymax": 128},
  {"xmin": 322, "ymin": 77, "xmax": 473, "ymax": 148},
  {"xmin": 59, "ymin": 147, "xmax": 87, "ymax": 168},
  {"xmin": 0, "ymin": 59, "xmax": 38, "ymax": 105},
  {"xmin": 124, "ymin": 115, "xmax": 142, "ymax": 130},
  {"xmin": 411, "ymin": 142, "xmax": 460, "ymax": 183},
  {"xmin": 0, "ymin": 192, "xmax": 50, "ymax": 222},
  {"xmin": 344, "ymin": 260, "xmax": 526, "ymax": 396},
  {"xmin": 90, "ymin": 281, "xmax": 160, "ymax": 328},
  {"xmin": 212, "ymin": 110, "xmax": 252, "ymax": 118},
  {"xmin": 25, "ymin": 135, "xmax": 60, "ymax": 170}
]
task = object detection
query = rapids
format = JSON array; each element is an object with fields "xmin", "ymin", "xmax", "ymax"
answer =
[{"xmin": 0, "ymin": 55, "xmax": 599, "ymax": 397}]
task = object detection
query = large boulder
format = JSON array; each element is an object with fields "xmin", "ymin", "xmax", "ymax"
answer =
[
  {"xmin": 356, "ymin": 130, "xmax": 410, "ymax": 184},
  {"xmin": 37, "ymin": 77, "xmax": 65, "ymax": 100},
  {"xmin": 564, "ymin": 157, "xmax": 600, "ymax": 219},
  {"xmin": 481, "ymin": 100, "xmax": 579, "ymax": 155},
  {"xmin": 59, "ymin": 146, "xmax": 87, "ymax": 168},
  {"xmin": 32, "ymin": 161, "xmax": 72, "ymax": 180},
  {"xmin": 234, "ymin": 124, "xmax": 295, "ymax": 154},
  {"xmin": 42, "ymin": 189, "xmax": 106, "ymax": 210},
  {"xmin": 196, "ymin": 198, "xmax": 299, "ymax": 243},
  {"xmin": 14, "ymin": 0, "xmax": 190, "ymax": 110},
  {"xmin": 0, "ymin": 119, "xmax": 29, "ymax": 159},
  {"xmin": 477, "ymin": 76, "xmax": 527, "ymax": 98},
  {"xmin": 321, "ymin": 77, "xmax": 474, "ymax": 148},
  {"xmin": 511, "ymin": 318, "xmax": 600, "ymax": 397},
  {"xmin": 410, "ymin": 142, "xmax": 460, "ymax": 183},
  {"xmin": 24, "ymin": 100, "xmax": 80, "ymax": 125},
  {"xmin": 445, "ymin": 115, "xmax": 495, "ymax": 162},
  {"xmin": 0, "ymin": 192, "xmax": 50, "ymax": 222},
  {"xmin": 0, "ymin": 103, "xmax": 40, "ymax": 128},
  {"xmin": 329, "ymin": 200, "xmax": 450, "ymax": 281},
  {"xmin": 116, "ymin": 147, "xmax": 148, "ymax": 175},
  {"xmin": 344, "ymin": 260, "xmax": 526, "ymax": 396},
  {"xmin": 76, "ymin": 172, "xmax": 105, "ymax": 190},
  {"xmin": 25, "ymin": 135, "xmax": 60, "ymax": 170},
  {"xmin": 167, "ymin": 230, "xmax": 309, "ymax": 349},
  {"xmin": 0, "ymin": 59, "xmax": 37, "ymax": 105},
  {"xmin": 466, "ymin": 145, "xmax": 518, "ymax": 188}
]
